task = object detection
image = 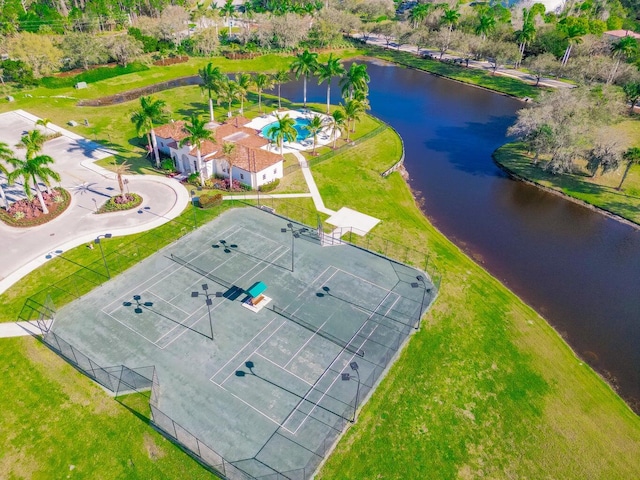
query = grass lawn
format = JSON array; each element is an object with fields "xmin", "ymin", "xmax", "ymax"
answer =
[
  {"xmin": 494, "ymin": 141, "xmax": 640, "ymax": 225},
  {"xmin": 362, "ymin": 44, "xmax": 545, "ymax": 100},
  {"xmin": 309, "ymin": 129, "xmax": 640, "ymax": 479},
  {"xmin": 0, "ymin": 336, "xmax": 214, "ymax": 479}
]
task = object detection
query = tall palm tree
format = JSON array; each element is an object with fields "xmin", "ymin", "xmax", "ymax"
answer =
[
  {"xmin": 7, "ymin": 154, "xmax": 60, "ymax": 215},
  {"xmin": 113, "ymin": 160, "xmax": 131, "ymax": 201},
  {"xmin": 130, "ymin": 96, "xmax": 168, "ymax": 169},
  {"xmin": 441, "ymin": 7, "xmax": 461, "ymax": 45},
  {"xmin": 0, "ymin": 141, "xmax": 15, "ymax": 209},
  {"xmin": 608, "ymin": 36, "xmax": 638, "ymax": 84},
  {"xmin": 561, "ymin": 25, "xmax": 586, "ymax": 66},
  {"xmin": 617, "ymin": 147, "xmax": 640, "ymax": 191},
  {"xmin": 409, "ymin": 3, "xmax": 432, "ymax": 28},
  {"xmin": 339, "ymin": 62, "xmax": 370, "ymax": 101},
  {"xmin": 235, "ymin": 73, "xmax": 253, "ymax": 114},
  {"xmin": 274, "ymin": 70, "xmax": 289, "ymax": 109},
  {"xmin": 199, "ymin": 63, "xmax": 225, "ymax": 122},
  {"xmin": 16, "ymin": 129, "xmax": 46, "ymax": 160},
  {"xmin": 267, "ymin": 113, "xmax": 297, "ymax": 156},
  {"xmin": 316, "ymin": 54, "xmax": 345, "ymax": 114},
  {"xmin": 303, "ymin": 115, "xmax": 324, "ymax": 156},
  {"xmin": 342, "ymin": 99, "xmax": 365, "ymax": 141},
  {"xmin": 515, "ymin": 19, "xmax": 536, "ymax": 68},
  {"xmin": 36, "ymin": 117, "xmax": 52, "ymax": 136},
  {"xmin": 254, "ymin": 73, "xmax": 274, "ymax": 113},
  {"xmin": 475, "ymin": 12, "xmax": 496, "ymax": 41},
  {"xmin": 222, "ymin": 141, "xmax": 237, "ymax": 190},
  {"xmin": 326, "ymin": 109, "xmax": 347, "ymax": 149},
  {"xmin": 290, "ymin": 49, "xmax": 319, "ymax": 107},
  {"xmin": 179, "ymin": 114, "xmax": 215, "ymax": 187},
  {"xmin": 220, "ymin": 0, "xmax": 235, "ymax": 30}
]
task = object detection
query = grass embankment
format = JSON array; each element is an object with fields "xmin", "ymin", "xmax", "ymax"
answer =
[
  {"xmin": 363, "ymin": 43, "xmax": 544, "ymax": 100},
  {"xmin": 308, "ymin": 129, "xmax": 640, "ymax": 478},
  {"xmin": 495, "ymin": 141, "xmax": 640, "ymax": 226}
]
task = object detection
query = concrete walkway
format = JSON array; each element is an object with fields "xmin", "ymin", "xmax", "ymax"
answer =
[{"xmin": 0, "ymin": 320, "xmax": 51, "ymax": 338}]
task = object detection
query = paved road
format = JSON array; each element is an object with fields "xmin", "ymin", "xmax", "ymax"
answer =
[
  {"xmin": 0, "ymin": 110, "xmax": 190, "ymax": 296},
  {"xmin": 354, "ymin": 33, "xmax": 573, "ymax": 91}
]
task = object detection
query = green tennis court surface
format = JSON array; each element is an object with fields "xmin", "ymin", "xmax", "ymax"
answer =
[{"xmin": 49, "ymin": 207, "xmax": 436, "ymax": 479}]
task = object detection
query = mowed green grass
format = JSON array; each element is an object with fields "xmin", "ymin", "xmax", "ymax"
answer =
[
  {"xmin": 495, "ymin": 141, "xmax": 640, "ymax": 225},
  {"xmin": 312, "ymin": 129, "xmax": 640, "ymax": 478},
  {"xmin": 0, "ymin": 336, "xmax": 214, "ymax": 479}
]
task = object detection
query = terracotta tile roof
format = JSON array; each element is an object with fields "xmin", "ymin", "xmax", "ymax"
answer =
[
  {"xmin": 154, "ymin": 120, "xmax": 189, "ymax": 142},
  {"xmin": 213, "ymin": 145, "xmax": 282, "ymax": 172},
  {"xmin": 223, "ymin": 116, "xmax": 251, "ymax": 127},
  {"xmin": 190, "ymin": 139, "xmax": 219, "ymax": 157},
  {"xmin": 237, "ymin": 135, "xmax": 269, "ymax": 148}
]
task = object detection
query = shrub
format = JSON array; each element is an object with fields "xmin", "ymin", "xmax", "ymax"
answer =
[
  {"xmin": 161, "ymin": 159, "xmax": 176, "ymax": 172},
  {"xmin": 187, "ymin": 172, "xmax": 200, "ymax": 185},
  {"xmin": 96, "ymin": 193, "xmax": 143, "ymax": 213},
  {"xmin": 0, "ymin": 187, "xmax": 70, "ymax": 227},
  {"xmin": 198, "ymin": 193, "xmax": 223, "ymax": 209},
  {"xmin": 259, "ymin": 179, "xmax": 280, "ymax": 192}
]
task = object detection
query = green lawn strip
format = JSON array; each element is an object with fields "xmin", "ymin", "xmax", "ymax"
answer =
[
  {"xmin": 495, "ymin": 142, "xmax": 640, "ymax": 226},
  {"xmin": 312, "ymin": 131, "xmax": 640, "ymax": 478},
  {"xmin": 0, "ymin": 336, "xmax": 213, "ymax": 479},
  {"xmin": 362, "ymin": 44, "xmax": 545, "ymax": 99}
]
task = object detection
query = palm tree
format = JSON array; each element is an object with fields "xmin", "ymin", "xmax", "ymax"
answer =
[
  {"xmin": 220, "ymin": 0, "xmax": 235, "ymax": 30},
  {"xmin": 342, "ymin": 99, "xmax": 365, "ymax": 141},
  {"xmin": 316, "ymin": 54, "xmax": 345, "ymax": 114},
  {"xmin": 235, "ymin": 73, "xmax": 252, "ymax": 114},
  {"xmin": 16, "ymin": 129, "xmax": 46, "ymax": 160},
  {"xmin": 339, "ymin": 62, "xmax": 370, "ymax": 101},
  {"xmin": 515, "ymin": 19, "xmax": 536, "ymax": 68},
  {"xmin": 274, "ymin": 70, "xmax": 289, "ymax": 109},
  {"xmin": 113, "ymin": 160, "xmax": 131, "ymax": 201},
  {"xmin": 409, "ymin": 3, "xmax": 431, "ymax": 28},
  {"xmin": 441, "ymin": 7, "xmax": 461, "ymax": 46},
  {"xmin": 608, "ymin": 36, "xmax": 638, "ymax": 84},
  {"xmin": 36, "ymin": 117, "xmax": 52, "ymax": 136},
  {"xmin": 290, "ymin": 49, "xmax": 319, "ymax": 107},
  {"xmin": 130, "ymin": 96, "xmax": 168, "ymax": 169},
  {"xmin": 254, "ymin": 73, "xmax": 274, "ymax": 113},
  {"xmin": 218, "ymin": 79, "xmax": 240, "ymax": 118},
  {"xmin": 222, "ymin": 141, "xmax": 237, "ymax": 190},
  {"xmin": 179, "ymin": 114, "xmax": 215, "ymax": 187},
  {"xmin": 617, "ymin": 147, "xmax": 640, "ymax": 191},
  {"xmin": 7, "ymin": 154, "xmax": 60, "ymax": 215},
  {"xmin": 475, "ymin": 12, "xmax": 496, "ymax": 41},
  {"xmin": 0, "ymin": 141, "xmax": 15, "ymax": 209},
  {"xmin": 199, "ymin": 63, "xmax": 225, "ymax": 122},
  {"xmin": 267, "ymin": 113, "xmax": 297, "ymax": 156},
  {"xmin": 561, "ymin": 25, "xmax": 586, "ymax": 67},
  {"xmin": 303, "ymin": 115, "xmax": 324, "ymax": 155},
  {"xmin": 326, "ymin": 109, "xmax": 347, "ymax": 149}
]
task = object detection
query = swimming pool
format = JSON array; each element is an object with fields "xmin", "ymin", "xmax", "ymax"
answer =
[{"xmin": 261, "ymin": 117, "xmax": 311, "ymax": 143}]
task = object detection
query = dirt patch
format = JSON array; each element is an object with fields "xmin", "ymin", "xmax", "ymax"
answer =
[{"xmin": 143, "ymin": 432, "xmax": 166, "ymax": 461}]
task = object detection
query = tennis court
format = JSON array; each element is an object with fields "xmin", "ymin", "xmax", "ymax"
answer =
[{"xmin": 48, "ymin": 207, "xmax": 436, "ymax": 479}]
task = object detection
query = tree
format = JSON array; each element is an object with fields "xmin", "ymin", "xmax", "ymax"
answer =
[
  {"xmin": 254, "ymin": 73, "xmax": 274, "ymax": 113},
  {"xmin": 617, "ymin": 147, "xmax": 640, "ymax": 190},
  {"xmin": 130, "ymin": 96, "xmax": 168, "ymax": 169},
  {"xmin": 235, "ymin": 73, "xmax": 252, "ymax": 114},
  {"xmin": 475, "ymin": 12, "xmax": 496, "ymax": 41},
  {"xmin": 107, "ymin": 35, "xmax": 143, "ymax": 67},
  {"xmin": 515, "ymin": 17, "xmax": 536, "ymax": 68},
  {"xmin": 608, "ymin": 36, "xmax": 638, "ymax": 85},
  {"xmin": 326, "ymin": 108, "xmax": 347, "ymax": 149},
  {"xmin": 267, "ymin": 113, "xmax": 297, "ymax": 156},
  {"xmin": 220, "ymin": 0, "xmax": 236, "ymax": 30},
  {"xmin": 560, "ymin": 24, "xmax": 586, "ymax": 67},
  {"xmin": 7, "ymin": 31, "xmax": 62, "ymax": 78},
  {"xmin": 290, "ymin": 49, "xmax": 319, "ymax": 107},
  {"xmin": 7, "ymin": 154, "xmax": 60, "ymax": 215},
  {"xmin": 524, "ymin": 53, "xmax": 559, "ymax": 86},
  {"xmin": 303, "ymin": 115, "xmax": 324, "ymax": 155},
  {"xmin": 219, "ymin": 79, "xmax": 241, "ymax": 117},
  {"xmin": 35, "ymin": 118, "xmax": 52, "ymax": 136},
  {"xmin": 485, "ymin": 41, "xmax": 521, "ymax": 74},
  {"xmin": 193, "ymin": 27, "xmax": 220, "ymax": 56},
  {"xmin": 339, "ymin": 62, "xmax": 370, "ymax": 101},
  {"xmin": 158, "ymin": 5, "xmax": 189, "ymax": 45},
  {"xmin": 0, "ymin": 142, "xmax": 15, "ymax": 209},
  {"xmin": 622, "ymin": 81, "xmax": 640, "ymax": 111},
  {"xmin": 199, "ymin": 63, "xmax": 225, "ymax": 123},
  {"xmin": 222, "ymin": 142, "xmax": 237, "ymax": 190},
  {"xmin": 113, "ymin": 161, "xmax": 131, "ymax": 201},
  {"xmin": 409, "ymin": 3, "xmax": 432, "ymax": 28},
  {"xmin": 61, "ymin": 32, "xmax": 108, "ymax": 71},
  {"xmin": 179, "ymin": 114, "xmax": 214, "ymax": 187},
  {"xmin": 586, "ymin": 141, "xmax": 623, "ymax": 177},
  {"xmin": 441, "ymin": 7, "xmax": 461, "ymax": 49},
  {"xmin": 316, "ymin": 54, "xmax": 345, "ymax": 114},
  {"xmin": 274, "ymin": 70, "xmax": 289, "ymax": 109},
  {"xmin": 16, "ymin": 129, "xmax": 45, "ymax": 160},
  {"xmin": 342, "ymin": 99, "xmax": 365, "ymax": 141}
]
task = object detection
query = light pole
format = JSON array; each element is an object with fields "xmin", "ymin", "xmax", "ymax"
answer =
[
  {"xmin": 191, "ymin": 283, "xmax": 222, "ymax": 340},
  {"xmin": 281, "ymin": 223, "xmax": 308, "ymax": 272},
  {"xmin": 341, "ymin": 361, "xmax": 361, "ymax": 423},
  {"xmin": 411, "ymin": 275, "xmax": 429, "ymax": 330},
  {"xmin": 95, "ymin": 233, "xmax": 112, "ymax": 279}
]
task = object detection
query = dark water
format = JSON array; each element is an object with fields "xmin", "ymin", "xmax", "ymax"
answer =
[{"xmin": 279, "ymin": 60, "xmax": 640, "ymax": 408}]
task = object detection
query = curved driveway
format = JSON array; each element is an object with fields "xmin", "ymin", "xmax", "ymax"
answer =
[{"xmin": 0, "ymin": 110, "xmax": 189, "ymax": 295}]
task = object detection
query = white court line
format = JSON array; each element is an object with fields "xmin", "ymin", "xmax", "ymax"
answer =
[
  {"xmin": 144, "ymin": 290, "xmax": 194, "ymax": 317},
  {"xmin": 283, "ymin": 317, "xmax": 330, "ymax": 370},
  {"xmin": 101, "ymin": 308, "xmax": 161, "ymax": 345},
  {"xmin": 254, "ymin": 352, "xmax": 313, "ymax": 387},
  {"xmin": 209, "ymin": 318, "xmax": 279, "ymax": 382}
]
